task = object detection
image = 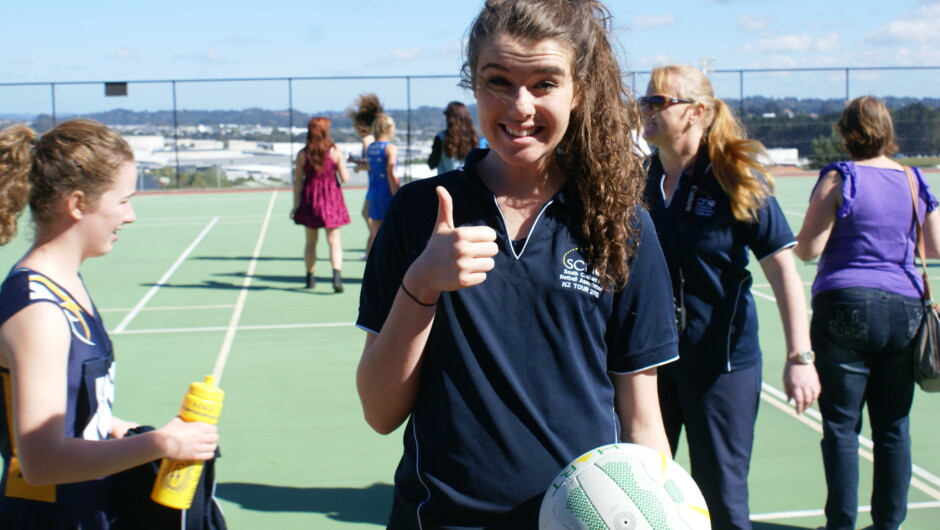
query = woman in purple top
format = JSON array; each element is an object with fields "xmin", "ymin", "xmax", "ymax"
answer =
[{"xmin": 795, "ymin": 96, "xmax": 940, "ymax": 530}]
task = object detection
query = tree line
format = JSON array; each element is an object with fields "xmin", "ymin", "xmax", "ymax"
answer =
[{"xmin": 23, "ymin": 96, "xmax": 940, "ymax": 168}]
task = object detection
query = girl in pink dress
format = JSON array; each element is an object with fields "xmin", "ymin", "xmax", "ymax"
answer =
[{"xmin": 292, "ymin": 117, "xmax": 352, "ymax": 292}]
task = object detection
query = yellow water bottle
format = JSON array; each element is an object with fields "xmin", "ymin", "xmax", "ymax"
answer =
[{"xmin": 151, "ymin": 375, "xmax": 224, "ymax": 509}]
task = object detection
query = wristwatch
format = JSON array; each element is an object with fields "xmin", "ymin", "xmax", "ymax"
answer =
[{"xmin": 787, "ymin": 350, "xmax": 815, "ymax": 365}]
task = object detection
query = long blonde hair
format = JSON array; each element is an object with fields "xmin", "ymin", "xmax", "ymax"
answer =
[
  {"xmin": 651, "ymin": 65, "xmax": 773, "ymax": 222},
  {"xmin": 462, "ymin": 0, "xmax": 645, "ymax": 290}
]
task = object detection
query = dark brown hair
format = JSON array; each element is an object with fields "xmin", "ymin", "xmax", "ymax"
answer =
[
  {"xmin": 0, "ymin": 119, "xmax": 133, "ymax": 245},
  {"xmin": 837, "ymin": 96, "xmax": 899, "ymax": 160},
  {"xmin": 461, "ymin": 0, "xmax": 645, "ymax": 290},
  {"xmin": 348, "ymin": 93, "xmax": 384, "ymax": 132}
]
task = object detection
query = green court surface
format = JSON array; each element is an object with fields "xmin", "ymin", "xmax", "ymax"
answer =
[{"xmin": 2, "ymin": 176, "xmax": 938, "ymax": 529}]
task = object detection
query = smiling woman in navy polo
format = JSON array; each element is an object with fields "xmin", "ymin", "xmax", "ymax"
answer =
[
  {"xmin": 641, "ymin": 65, "xmax": 819, "ymax": 530},
  {"xmin": 354, "ymin": 1, "xmax": 680, "ymax": 529}
]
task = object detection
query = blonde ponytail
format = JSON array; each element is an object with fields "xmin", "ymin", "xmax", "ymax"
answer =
[{"xmin": 706, "ymin": 98, "xmax": 773, "ymax": 222}]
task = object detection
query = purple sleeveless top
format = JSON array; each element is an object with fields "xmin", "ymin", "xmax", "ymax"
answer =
[{"xmin": 812, "ymin": 161, "xmax": 938, "ymax": 298}]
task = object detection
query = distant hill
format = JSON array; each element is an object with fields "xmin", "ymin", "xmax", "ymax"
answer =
[{"xmin": 10, "ymin": 96, "xmax": 940, "ymax": 156}]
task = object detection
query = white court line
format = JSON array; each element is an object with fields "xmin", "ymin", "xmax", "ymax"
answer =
[
  {"xmin": 101, "ymin": 304, "xmax": 235, "ymax": 313},
  {"xmin": 212, "ymin": 192, "xmax": 277, "ymax": 384},
  {"xmin": 751, "ymin": 288, "xmax": 813, "ymax": 314},
  {"xmin": 752, "ymin": 501, "xmax": 940, "ymax": 522},
  {"xmin": 111, "ymin": 321, "xmax": 355, "ymax": 335},
  {"xmin": 753, "ymin": 286, "xmax": 940, "ymax": 501},
  {"xmin": 112, "ymin": 217, "xmax": 219, "ymax": 333}
]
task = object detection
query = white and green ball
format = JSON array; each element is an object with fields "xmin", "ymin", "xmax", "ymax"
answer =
[{"xmin": 539, "ymin": 443, "xmax": 711, "ymax": 530}]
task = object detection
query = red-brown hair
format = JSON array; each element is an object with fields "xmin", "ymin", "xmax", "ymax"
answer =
[{"xmin": 304, "ymin": 117, "xmax": 335, "ymax": 173}]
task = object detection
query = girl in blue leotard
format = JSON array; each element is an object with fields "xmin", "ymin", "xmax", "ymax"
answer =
[{"xmin": 365, "ymin": 113, "xmax": 400, "ymax": 257}]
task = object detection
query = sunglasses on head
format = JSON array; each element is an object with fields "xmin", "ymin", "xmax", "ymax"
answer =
[{"xmin": 639, "ymin": 95, "xmax": 695, "ymax": 111}]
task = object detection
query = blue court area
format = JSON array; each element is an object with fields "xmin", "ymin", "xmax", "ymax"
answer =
[{"xmin": 1, "ymin": 177, "xmax": 938, "ymax": 529}]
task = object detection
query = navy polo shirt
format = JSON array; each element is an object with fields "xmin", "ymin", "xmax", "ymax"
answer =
[
  {"xmin": 358, "ymin": 149, "xmax": 678, "ymax": 529},
  {"xmin": 644, "ymin": 151, "xmax": 796, "ymax": 373}
]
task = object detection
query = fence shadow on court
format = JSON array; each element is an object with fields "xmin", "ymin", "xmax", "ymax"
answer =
[{"xmin": 216, "ymin": 482, "xmax": 393, "ymax": 525}]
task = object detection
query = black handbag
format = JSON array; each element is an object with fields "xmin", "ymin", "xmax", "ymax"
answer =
[{"xmin": 905, "ymin": 166, "xmax": 940, "ymax": 392}]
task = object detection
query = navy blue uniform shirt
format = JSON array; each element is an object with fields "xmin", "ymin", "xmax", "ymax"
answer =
[
  {"xmin": 358, "ymin": 149, "xmax": 679, "ymax": 529},
  {"xmin": 0, "ymin": 269, "xmax": 116, "ymax": 522},
  {"xmin": 645, "ymin": 150, "xmax": 795, "ymax": 372}
]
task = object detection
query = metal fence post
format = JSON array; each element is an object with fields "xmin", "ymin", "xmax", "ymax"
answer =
[
  {"xmin": 406, "ymin": 76, "xmax": 412, "ymax": 184},
  {"xmin": 51, "ymin": 83, "xmax": 57, "ymax": 127},
  {"xmin": 172, "ymin": 80, "xmax": 180, "ymax": 188},
  {"xmin": 289, "ymin": 78, "xmax": 294, "ymax": 188}
]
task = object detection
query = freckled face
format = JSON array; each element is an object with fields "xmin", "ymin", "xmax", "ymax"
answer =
[
  {"xmin": 474, "ymin": 33, "xmax": 579, "ymax": 171},
  {"xmin": 81, "ymin": 160, "xmax": 137, "ymax": 259}
]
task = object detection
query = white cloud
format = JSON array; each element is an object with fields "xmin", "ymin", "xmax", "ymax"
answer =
[
  {"xmin": 863, "ymin": 3, "xmax": 940, "ymax": 45},
  {"xmin": 107, "ymin": 49, "xmax": 139, "ymax": 61},
  {"xmin": 388, "ymin": 47, "xmax": 423, "ymax": 62},
  {"xmin": 436, "ymin": 40, "xmax": 464, "ymax": 58},
  {"xmin": 364, "ymin": 47, "xmax": 424, "ymax": 67},
  {"xmin": 218, "ymin": 35, "xmax": 266, "ymax": 46},
  {"xmin": 648, "ymin": 54, "xmax": 675, "ymax": 67},
  {"xmin": 631, "ymin": 14, "xmax": 676, "ymax": 30},
  {"xmin": 814, "ymin": 33, "xmax": 841, "ymax": 53},
  {"xmin": 742, "ymin": 34, "xmax": 813, "ymax": 53},
  {"xmin": 738, "ymin": 15, "xmax": 771, "ymax": 31},
  {"xmin": 739, "ymin": 33, "xmax": 840, "ymax": 55},
  {"xmin": 174, "ymin": 50, "xmax": 233, "ymax": 64}
]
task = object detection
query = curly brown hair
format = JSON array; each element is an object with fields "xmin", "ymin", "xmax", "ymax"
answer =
[
  {"xmin": 0, "ymin": 119, "xmax": 132, "ymax": 245},
  {"xmin": 461, "ymin": 0, "xmax": 645, "ymax": 290},
  {"xmin": 442, "ymin": 101, "xmax": 478, "ymax": 160}
]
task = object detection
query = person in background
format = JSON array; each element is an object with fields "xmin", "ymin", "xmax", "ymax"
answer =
[
  {"xmin": 641, "ymin": 64, "xmax": 818, "ymax": 529},
  {"xmin": 427, "ymin": 101, "xmax": 479, "ymax": 174},
  {"xmin": 795, "ymin": 96, "xmax": 939, "ymax": 530},
  {"xmin": 364, "ymin": 113, "xmax": 399, "ymax": 258},
  {"xmin": 347, "ymin": 93, "xmax": 384, "ymax": 259},
  {"xmin": 292, "ymin": 117, "xmax": 352, "ymax": 292},
  {"xmin": 355, "ymin": 0, "xmax": 678, "ymax": 527},
  {"xmin": 0, "ymin": 119, "xmax": 218, "ymax": 528}
]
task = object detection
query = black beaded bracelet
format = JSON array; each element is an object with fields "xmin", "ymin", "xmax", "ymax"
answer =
[{"xmin": 401, "ymin": 282, "xmax": 438, "ymax": 307}]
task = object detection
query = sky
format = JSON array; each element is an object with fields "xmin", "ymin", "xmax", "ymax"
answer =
[{"xmin": 3, "ymin": 0, "xmax": 940, "ymax": 116}]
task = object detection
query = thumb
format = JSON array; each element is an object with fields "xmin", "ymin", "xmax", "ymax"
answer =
[{"xmin": 435, "ymin": 186, "xmax": 454, "ymax": 231}]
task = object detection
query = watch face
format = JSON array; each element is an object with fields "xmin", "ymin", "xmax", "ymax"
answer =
[{"xmin": 798, "ymin": 351, "xmax": 815, "ymax": 363}]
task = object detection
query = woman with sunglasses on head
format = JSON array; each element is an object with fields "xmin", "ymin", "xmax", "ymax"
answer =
[
  {"xmin": 795, "ymin": 96, "xmax": 940, "ymax": 530},
  {"xmin": 356, "ymin": 1, "xmax": 678, "ymax": 527},
  {"xmin": 641, "ymin": 64, "xmax": 818, "ymax": 530}
]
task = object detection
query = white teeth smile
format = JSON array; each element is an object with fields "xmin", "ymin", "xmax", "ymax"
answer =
[{"xmin": 505, "ymin": 126, "xmax": 536, "ymax": 137}]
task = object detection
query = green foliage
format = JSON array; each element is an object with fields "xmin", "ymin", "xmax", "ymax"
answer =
[{"xmin": 809, "ymin": 133, "xmax": 847, "ymax": 169}]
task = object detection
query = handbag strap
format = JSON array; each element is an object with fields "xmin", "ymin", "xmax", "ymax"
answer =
[{"xmin": 904, "ymin": 165, "xmax": 934, "ymax": 301}]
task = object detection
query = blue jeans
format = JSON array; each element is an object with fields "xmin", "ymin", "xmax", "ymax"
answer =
[{"xmin": 811, "ymin": 287, "xmax": 919, "ymax": 530}]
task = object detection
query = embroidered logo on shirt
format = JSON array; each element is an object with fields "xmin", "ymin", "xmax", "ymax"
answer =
[
  {"xmin": 559, "ymin": 248, "xmax": 601, "ymax": 298},
  {"xmin": 694, "ymin": 193, "xmax": 717, "ymax": 218}
]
